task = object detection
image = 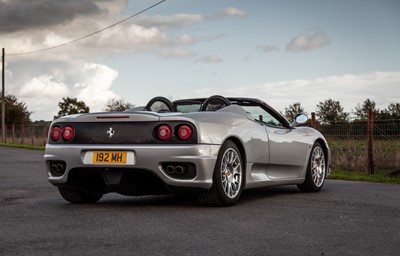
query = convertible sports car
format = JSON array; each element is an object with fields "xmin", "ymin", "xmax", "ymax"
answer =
[{"xmin": 45, "ymin": 95, "xmax": 330, "ymax": 206}]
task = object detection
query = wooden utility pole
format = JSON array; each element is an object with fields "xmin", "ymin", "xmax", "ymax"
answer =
[{"xmin": 1, "ymin": 48, "xmax": 5, "ymax": 142}]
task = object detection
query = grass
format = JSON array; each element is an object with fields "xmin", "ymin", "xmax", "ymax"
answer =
[
  {"xmin": 328, "ymin": 139, "xmax": 400, "ymax": 172},
  {"xmin": 329, "ymin": 169, "xmax": 400, "ymax": 184},
  {"xmin": 0, "ymin": 142, "xmax": 45, "ymax": 151}
]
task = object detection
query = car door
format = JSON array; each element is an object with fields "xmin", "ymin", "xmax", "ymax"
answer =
[
  {"xmin": 265, "ymin": 125, "xmax": 311, "ymax": 179},
  {"xmin": 241, "ymin": 102, "xmax": 311, "ymax": 179}
]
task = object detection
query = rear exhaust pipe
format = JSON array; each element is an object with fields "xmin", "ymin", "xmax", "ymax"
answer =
[
  {"xmin": 163, "ymin": 163, "xmax": 190, "ymax": 176},
  {"xmin": 163, "ymin": 163, "xmax": 195, "ymax": 178},
  {"xmin": 175, "ymin": 165, "xmax": 186, "ymax": 175},
  {"xmin": 48, "ymin": 161, "xmax": 66, "ymax": 177},
  {"xmin": 50, "ymin": 163, "xmax": 65, "ymax": 174},
  {"xmin": 166, "ymin": 165, "xmax": 175, "ymax": 175}
]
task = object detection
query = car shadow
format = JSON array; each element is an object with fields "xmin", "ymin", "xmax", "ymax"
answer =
[
  {"xmin": 239, "ymin": 186, "xmax": 301, "ymax": 202},
  {"xmin": 54, "ymin": 185, "xmax": 303, "ymax": 209}
]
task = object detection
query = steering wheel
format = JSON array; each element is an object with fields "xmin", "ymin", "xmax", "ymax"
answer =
[
  {"xmin": 145, "ymin": 96, "xmax": 176, "ymax": 112},
  {"xmin": 200, "ymin": 95, "xmax": 231, "ymax": 111}
]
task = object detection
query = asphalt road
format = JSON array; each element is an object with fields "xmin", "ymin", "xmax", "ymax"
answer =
[{"xmin": 0, "ymin": 146, "xmax": 399, "ymax": 256}]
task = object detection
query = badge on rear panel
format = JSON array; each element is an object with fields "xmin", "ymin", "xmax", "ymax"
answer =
[{"xmin": 106, "ymin": 127, "xmax": 115, "ymax": 139}]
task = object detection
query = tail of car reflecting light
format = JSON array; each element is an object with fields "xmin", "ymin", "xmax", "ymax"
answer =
[
  {"xmin": 177, "ymin": 125, "xmax": 192, "ymax": 140},
  {"xmin": 155, "ymin": 124, "xmax": 194, "ymax": 141},
  {"xmin": 62, "ymin": 126, "xmax": 75, "ymax": 141},
  {"xmin": 50, "ymin": 126, "xmax": 61, "ymax": 141},
  {"xmin": 157, "ymin": 125, "xmax": 172, "ymax": 141}
]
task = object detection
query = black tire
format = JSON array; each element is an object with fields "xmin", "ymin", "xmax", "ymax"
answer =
[
  {"xmin": 58, "ymin": 187, "xmax": 103, "ymax": 204},
  {"xmin": 297, "ymin": 142, "xmax": 327, "ymax": 192},
  {"xmin": 198, "ymin": 140, "xmax": 244, "ymax": 206}
]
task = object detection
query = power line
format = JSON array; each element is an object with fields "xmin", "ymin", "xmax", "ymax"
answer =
[{"xmin": 7, "ymin": 0, "xmax": 166, "ymax": 56}]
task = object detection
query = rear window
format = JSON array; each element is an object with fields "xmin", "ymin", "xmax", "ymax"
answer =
[{"xmin": 175, "ymin": 103, "xmax": 202, "ymax": 113}]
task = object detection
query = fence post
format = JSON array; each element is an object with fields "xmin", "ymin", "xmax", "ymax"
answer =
[
  {"xmin": 21, "ymin": 125, "xmax": 25, "ymax": 145},
  {"xmin": 43, "ymin": 125, "xmax": 47, "ymax": 146},
  {"xmin": 32, "ymin": 125, "xmax": 34, "ymax": 146},
  {"xmin": 311, "ymin": 112, "xmax": 317, "ymax": 129},
  {"xmin": 12, "ymin": 125, "xmax": 15, "ymax": 144},
  {"xmin": 367, "ymin": 110, "xmax": 374, "ymax": 175}
]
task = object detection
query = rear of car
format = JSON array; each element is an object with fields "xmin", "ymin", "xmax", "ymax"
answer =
[{"xmin": 44, "ymin": 112, "xmax": 220, "ymax": 203}]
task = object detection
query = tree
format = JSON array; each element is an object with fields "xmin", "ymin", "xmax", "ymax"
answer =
[
  {"xmin": 0, "ymin": 94, "xmax": 31, "ymax": 125},
  {"xmin": 55, "ymin": 97, "xmax": 89, "ymax": 118},
  {"xmin": 284, "ymin": 102, "xmax": 306, "ymax": 122},
  {"xmin": 316, "ymin": 99, "xmax": 349, "ymax": 124},
  {"xmin": 103, "ymin": 98, "xmax": 134, "ymax": 112},
  {"xmin": 354, "ymin": 99, "xmax": 379, "ymax": 121},
  {"xmin": 377, "ymin": 102, "xmax": 400, "ymax": 120},
  {"xmin": 384, "ymin": 102, "xmax": 400, "ymax": 119}
]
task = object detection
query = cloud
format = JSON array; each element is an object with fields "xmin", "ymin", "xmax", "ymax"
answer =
[
  {"xmin": 0, "ymin": 3, "xmax": 248, "ymax": 120},
  {"xmin": 179, "ymin": 34, "xmax": 196, "ymax": 44},
  {"xmin": 135, "ymin": 6, "xmax": 246, "ymax": 29},
  {"xmin": 197, "ymin": 34, "xmax": 226, "ymax": 42},
  {"xmin": 207, "ymin": 6, "xmax": 247, "ymax": 19},
  {"xmin": 86, "ymin": 24, "xmax": 172, "ymax": 50},
  {"xmin": 191, "ymin": 71, "xmax": 400, "ymax": 114},
  {"xmin": 134, "ymin": 14, "xmax": 204, "ymax": 29},
  {"xmin": 159, "ymin": 49, "xmax": 194, "ymax": 59},
  {"xmin": 14, "ymin": 62, "xmax": 119, "ymax": 120},
  {"xmin": 75, "ymin": 63, "xmax": 119, "ymax": 111},
  {"xmin": 222, "ymin": 7, "xmax": 247, "ymax": 17},
  {"xmin": 196, "ymin": 55, "xmax": 223, "ymax": 63},
  {"xmin": 2, "ymin": 18, "xmax": 172, "ymax": 60},
  {"xmin": 285, "ymin": 31, "xmax": 330, "ymax": 52},
  {"xmin": 257, "ymin": 45, "xmax": 280, "ymax": 53},
  {"xmin": 19, "ymin": 75, "xmax": 70, "ymax": 98},
  {"xmin": 18, "ymin": 75, "xmax": 71, "ymax": 119},
  {"xmin": 0, "ymin": 0, "xmax": 102, "ymax": 33},
  {"xmin": 1, "ymin": 4, "xmax": 244, "ymax": 60}
]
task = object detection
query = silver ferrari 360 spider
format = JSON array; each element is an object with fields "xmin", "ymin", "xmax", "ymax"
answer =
[{"xmin": 45, "ymin": 95, "xmax": 330, "ymax": 206}]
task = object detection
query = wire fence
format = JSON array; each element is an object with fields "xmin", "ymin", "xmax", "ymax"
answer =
[
  {"xmin": 0, "ymin": 117, "xmax": 399, "ymax": 173},
  {"xmin": 0, "ymin": 125, "xmax": 49, "ymax": 147},
  {"xmin": 318, "ymin": 120, "xmax": 400, "ymax": 173}
]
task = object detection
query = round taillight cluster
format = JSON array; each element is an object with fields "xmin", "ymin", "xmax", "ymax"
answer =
[
  {"xmin": 62, "ymin": 126, "xmax": 74, "ymax": 141},
  {"xmin": 156, "ymin": 124, "xmax": 193, "ymax": 141},
  {"xmin": 50, "ymin": 126, "xmax": 61, "ymax": 141},
  {"xmin": 50, "ymin": 125, "xmax": 75, "ymax": 142},
  {"xmin": 177, "ymin": 125, "xmax": 192, "ymax": 140},
  {"xmin": 157, "ymin": 125, "xmax": 172, "ymax": 141}
]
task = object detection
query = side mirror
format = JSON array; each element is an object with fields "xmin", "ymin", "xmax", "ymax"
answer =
[{"xmin": 294, "ymin": 114, "xmax": 308, "ymax": 125}]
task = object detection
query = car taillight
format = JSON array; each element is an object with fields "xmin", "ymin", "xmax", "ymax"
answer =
[
  {"xmin": 177, "ymin": 125, "xmax": 192, "ymax": 140},
  {"xmin": 50, "ymin": 126, "xmax": 61, "ymax": 141},
  {"xmin": 157, "ymin": 125, "xmax": 172, "ymax": 141},
  {"xmin": 62, "ymin": 126, "xmax": 75, "ymax": 141}
]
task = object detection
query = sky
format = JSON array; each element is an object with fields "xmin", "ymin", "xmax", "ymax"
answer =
[{"xmin": 0, "ymin": 0, "xmax": 399, "ymax": 121}]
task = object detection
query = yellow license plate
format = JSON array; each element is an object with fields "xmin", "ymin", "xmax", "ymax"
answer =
[{"xmin": 92, "ymin": 151, "xmax": 127, "ymax": 164}]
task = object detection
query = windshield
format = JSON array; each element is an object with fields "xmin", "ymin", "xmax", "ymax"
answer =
[{"xmin": 241, "ymin": 105, "xmax": 284, "ymax": 127}]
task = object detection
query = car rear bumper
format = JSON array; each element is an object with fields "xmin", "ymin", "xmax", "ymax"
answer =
[{"xmin": 44, "ymin": 144, "xmax": 221, "ymax": 190}]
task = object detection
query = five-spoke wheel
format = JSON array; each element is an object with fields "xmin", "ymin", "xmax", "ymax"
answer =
[
  {"xmin": 297, "ymin": 142, "xmax": 326, "ymax": 192},
  {"xmin": 220, "ymin": 147, "xmax": 242, "ymax": 199},
  {"xmin": 198, "ymin": 140, "xmax": 243, "ymax": 206}
]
